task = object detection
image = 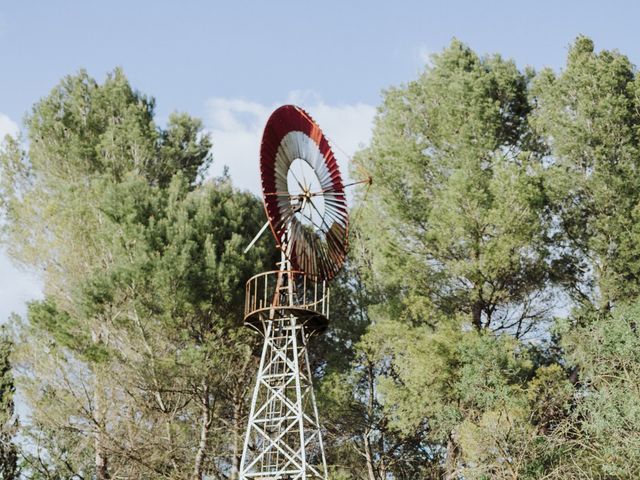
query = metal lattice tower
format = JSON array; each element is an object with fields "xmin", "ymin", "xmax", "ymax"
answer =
[{"xmin": 240, "ymin": 258, "xmax": 328, "ymax": 479}]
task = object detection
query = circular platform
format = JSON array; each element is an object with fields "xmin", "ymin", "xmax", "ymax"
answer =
[{"xmin": 244, "ymin": 270, "xmax": 329, "ymax": 334}]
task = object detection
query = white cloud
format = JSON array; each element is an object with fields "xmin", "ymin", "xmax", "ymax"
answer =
[
  {"xmin": 417, "ymin": 45, "xmax": 435, "ymax": 68},
  {"xmin": 0, "ymin": 113, "xmax": 18, "ymax": 141},
  {"xmin": 205, "ymin": 93, "xmax": 376, "ymax": 196}
]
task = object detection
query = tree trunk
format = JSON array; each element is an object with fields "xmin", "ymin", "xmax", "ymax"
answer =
[
  {"xmin": 378, "ymin": 433, "xmax": 387, "ymax": 480},
  {"xmin": 92, "ymin": 329, "xmax": 109, "ymax": 480},
  {"xmin": 231, "ymin": 396, "xmax": 242, "ymax": 480},
  {"xmin": 192, "ymin": 382, "xmax": 212, "ymax": 480},
  {"xmin": 363, "ymin": 433, "xmax": 377, "ymax": 480},
  {"xmin": 471, "ymin": 301, "xmax": 482, "ymax": 331},
  {"xmin": 444, "ymin": 431, "xmax": 459, "ymax": 480},
  {"xmin": 364, "ymin": 361, "xmax": 377, "ymax": 480},
  {"xmin": 94, "ymin": 382, "xmax": 109, "ymax": 479}
]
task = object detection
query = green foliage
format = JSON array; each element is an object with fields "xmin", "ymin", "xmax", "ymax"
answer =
[
  {"xmin": 0, "ymin": 327, "xmax": 18, "ymax": 480},
  {"xmin": 27, "ymin": 299, "xmax": 109, "ymax": 363},
  {"xmin": 355, "ymin": 39, "xmax": 557, "ymax": 334},
  {"xmin": 370, "ymin": 321, "xmax": 534, "ymax": 434},
  {"xmin": 546, "ymin": 300, "xmax": 640, "ymax": 478},
  {"xmin": 532, "ymin": 35, "xmax": 640, "ymax": 308}
]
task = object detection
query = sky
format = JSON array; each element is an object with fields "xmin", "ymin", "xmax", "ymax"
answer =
[{"xmin": 1, "ymin": 0, "xmax": 640, "ymax": 322}]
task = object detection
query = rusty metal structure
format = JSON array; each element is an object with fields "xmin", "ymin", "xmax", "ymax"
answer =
[{"xmin": 240, "ymin": 105, "xmax": 348, "ymax": 480}]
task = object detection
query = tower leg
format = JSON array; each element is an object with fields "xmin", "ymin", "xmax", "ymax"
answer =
[{"xmin": 240, "ymin": 317, "xmax": 327, "ymax": 480}]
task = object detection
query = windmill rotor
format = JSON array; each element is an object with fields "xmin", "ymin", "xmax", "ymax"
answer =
[{"xmin": 260, "ymin": 105, "xmax": 349, "ymax": 282}]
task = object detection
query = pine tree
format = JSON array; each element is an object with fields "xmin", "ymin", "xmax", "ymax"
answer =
[
  {"xmin": 531, "ymin": 36, "xmax": 640, "ymax": 479},
  {"xmin": 335, "ymin": 40, "xmax": 569, "ymax": 478},
  {"xmin": 532, "ymin": 36, "xmax": 640, "ymax": 310},
  {"xmin": 0, "ymin": 69, "xmax": 271, "ymax": 479}
]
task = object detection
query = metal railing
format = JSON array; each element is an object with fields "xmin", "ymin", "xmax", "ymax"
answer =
[{"xmin": 244, "ymin": 270, "xmax": 329, "ymax": 321}]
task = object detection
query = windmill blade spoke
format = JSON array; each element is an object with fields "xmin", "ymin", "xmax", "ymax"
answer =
[{"xmin": 289, "ymin": 168, "xmax": 306, "ymax": 193}]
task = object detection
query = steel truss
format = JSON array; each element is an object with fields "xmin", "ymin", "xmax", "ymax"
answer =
[{"xmin": 240, "ymin": 316, "xmax": 327, "ymax": 480}]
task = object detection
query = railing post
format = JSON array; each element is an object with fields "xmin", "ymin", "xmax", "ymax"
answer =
[
  {"xmin": 303, "ymin": 274, "xmax": 307, "ymax": 308},
  {"xmin": 263, "ymin": 273, "xmax": 267, "ymax": 309},
  {"xmin": 327, "ymin": 286, "xmax": 330, "ymax": 319},
  {"xmin": 253, "ymin": 276, "xmax": 258, "ymax": 312}
]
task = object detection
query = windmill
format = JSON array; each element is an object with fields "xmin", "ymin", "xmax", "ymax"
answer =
[{"xmin": 240, "ymin": 105, "xmax": 351, "ymax": 480}]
